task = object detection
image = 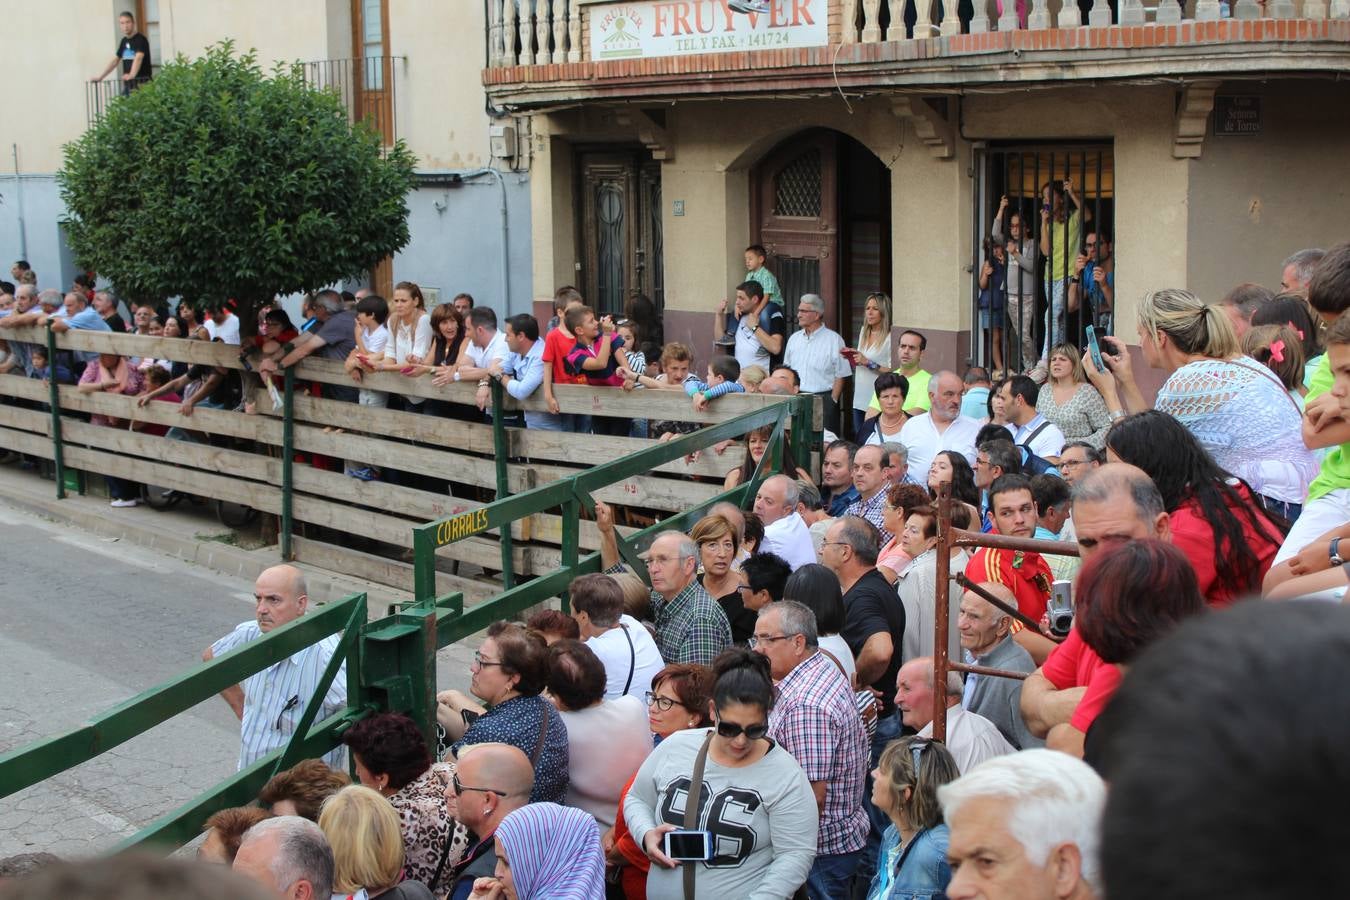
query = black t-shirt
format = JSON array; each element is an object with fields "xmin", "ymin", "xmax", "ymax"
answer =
[
  {"xmin": 759, "ymin": 303, "xmax": 787, "ymax": 370},
  {"xmin": 118, "ymin": 33, "xmax": 153, "ymax": 79},
  {"xmin": 840, "ymin": 568, "xmax": 906, "ymax": 716},
  {"xmin": 104, "ymin": 313, "xmax": 126, "ymax": 333}
]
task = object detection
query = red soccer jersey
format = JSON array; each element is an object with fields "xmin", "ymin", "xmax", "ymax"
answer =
[
  {"xmin": 1040, "ymin": 627, "xmax": 1123, "ymax": 733},
  {"xmin": 1169, "ymin": 484, "xmax": 1280, "ymax": 608},
  {"xmin": 965, "ymin": 544, "xmax": 1054, "ymax": 625}
]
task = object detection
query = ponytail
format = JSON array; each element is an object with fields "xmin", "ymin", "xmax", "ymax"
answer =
[{"xmin": 711, "ymin": 648, "xmax": 775, "ymax": 715}]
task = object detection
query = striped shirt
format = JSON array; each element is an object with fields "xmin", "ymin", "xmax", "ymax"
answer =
[
  {"xmin": 211, "ymin": 620, "xmax": 348, "ymax": 771},
  {"xmin": 768, "ymin": 651, "xmax": 869, "ymax": 855}
]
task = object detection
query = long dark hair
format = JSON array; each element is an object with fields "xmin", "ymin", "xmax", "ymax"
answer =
[
  {"xmin": 783, "ymin": 563, "xmax": 844, "ymax": 634},
  {"xmin": 737, "ymin": 425, "xmax": 800, "ymax": 484},
  {"xmin": 711, "ymin": 647, "xmax": 775, "ymax": 715},
  {"xmin": 931, "ymin": 450, "xmax": 979, "ymax": 507},
  {"xmin": 1105, "ymin": 411, "xmax": 1288, "ymax": 597}
]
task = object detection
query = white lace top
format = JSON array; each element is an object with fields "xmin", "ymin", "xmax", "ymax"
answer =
[{"xmin": 1155, "ymin": 357, "xmax": 1317, "ymax": 504}]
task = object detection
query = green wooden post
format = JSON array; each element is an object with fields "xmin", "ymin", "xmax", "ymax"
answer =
[
  {"xmin": 280, "ymin": 367, "xmax": 295, "ymax": 560},
  {"xmin": 791, "ymin": 395, "xmax": 814, "ymax": 478},
  {"xmin": 412, "ymin": 527, "xmax": 437, "ymax": 605},
  {"xmin": 491, "ymin": 378, "xmax": 515, "ymax": 590},
  {"xmin": 559, "ymin": 495, "xmax": 579, "ymax": 613},
  {"xmin": 45, "ymin": 324, "xmax": 66, "ymax": 500}
]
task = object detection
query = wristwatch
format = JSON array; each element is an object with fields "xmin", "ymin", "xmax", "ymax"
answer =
[{"xmin": 1331, "ymin": 538, "xmax": 1345, "ymax": 566}]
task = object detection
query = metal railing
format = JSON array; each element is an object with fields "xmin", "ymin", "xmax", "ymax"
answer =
[
  {"xmin": 86, "ymin": 77, "xmax": 152, "ymax": 127},
  {"xmin": 930, "ymin": 484, "xmax": 1078, "ymax": 740},
  {"xmin": 301, "ymin": 56, "xmax": 402, "ymax": 145}
]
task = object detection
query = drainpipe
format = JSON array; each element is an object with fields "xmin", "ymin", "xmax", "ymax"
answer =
[
  {"xmin": 460, "ymin": 168, "xmax": 511, "ymax": 312},
  {"xmin": 12, "ymin": 144, "xmax": 28, "ymax": 261}
]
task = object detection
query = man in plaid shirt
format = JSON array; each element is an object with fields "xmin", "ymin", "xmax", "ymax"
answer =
[
  {"xmin": 596, "ymin": 500, "xmax": 732, "ymax": 665},
  {"xmin": 845, "ymin": 444, "xmax": 895, "ymax": 543},
  {"xmin": 754, "ymin": 601, "xmax": 869, "ymax": 899}
]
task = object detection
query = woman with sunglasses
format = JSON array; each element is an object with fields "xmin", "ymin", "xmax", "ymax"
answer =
[
  {"xmin": 604, "ymin": 663, "xmax": 715, "ymax": 899},
  {"xmin": 865, "ymin": 736, "xmax": 961, "ymax": 900},
  {"xmin": 624, "ymin": 649, "xmax": 818, "ymax": 899}
]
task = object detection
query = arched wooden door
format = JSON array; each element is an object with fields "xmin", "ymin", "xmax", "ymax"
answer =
[{"xmin": 751, "ymin": 131, "xmax": 840, "ymax": 328}]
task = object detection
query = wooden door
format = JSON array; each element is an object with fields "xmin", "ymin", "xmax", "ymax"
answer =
[
  {"xmin": 578, "ymin": 151, "xmax": 664, "ymax": 317},
  {"xmin": 752, "ymin": 131, "xmax": 840, "ymax": 327},
  {"xmin": 352, "ymin": 0, "xmax": 394, "ymax": 145}
]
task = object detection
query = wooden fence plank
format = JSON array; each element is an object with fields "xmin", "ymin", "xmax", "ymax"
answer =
[{"xmin": 289, "ymin": 535, "xmax": 500, "ymax": 604}]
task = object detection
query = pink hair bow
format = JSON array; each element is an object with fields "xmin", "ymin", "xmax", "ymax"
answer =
[{"xmin": 1269, "ymin": 340, "xmax": 1286, "ymax": 364}]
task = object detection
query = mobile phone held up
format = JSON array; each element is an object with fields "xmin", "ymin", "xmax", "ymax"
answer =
[
  {"xmin": 1085, "ymin": 325, "xmax": 1106, "ymax": 373},
  {"xmin": 664, "ymin": 829, "xmax": 713, "ymax": 862}
]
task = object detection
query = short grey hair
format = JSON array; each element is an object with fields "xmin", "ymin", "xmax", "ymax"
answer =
[
  {"xmin": 655, "ymin": 530, "xmax": 698, "ymax": 565},
  {"xmin": 14, "ymin": 284, "xmax": 37, "ymax": 303},
  {"xmin": 794, "ymin": 479, "xmax": 822, "ymax": 511},
  {"xmin": 881, "ymin": 441, "xmax": 908, "ymax": 466},
  {"xmin": 766, "ymin": 473, "xmax": 799, "ymax": 509},
  {"xmin": 938, "ymin": 750, "xmax": 1106, "ymax": 893},
  {"xmin": 798, "ymin": 293, "xmax": 825, "ymax": 311},
  {"xmin": 1072, "ymin": 465, "xmax": 1164, "ymax": 522},
  {"xmin": 316, "ymin": 292, "xmax": 344, "ymax": 314},
  {"xmin": 765, "ymin": 599, "xmax": 819, "ymax": 647},
  {"xmin": 37, "ymin": 288, "xmax": 62, "ymax": 308},
  {"xmin": 64, "ymin": 291, "xmax": 87, "ymax": 308},
  {"xmin": 835, "ymin": 515, "xmax": 880, "ymax": 565},
  {"xmin": 239, "ymin": 816, "xmax": 334, "ymax": 898},
  {"xmin": 1283, "ymin": 248, "xmax": 1326, "ymax": 285}
]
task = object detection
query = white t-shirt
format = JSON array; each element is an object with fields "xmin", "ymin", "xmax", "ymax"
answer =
[
  {"xmin": 586, "ymin": 614, "xmax": 665, "ymax": 703},
  {"xmin": 761, "ymin": 512, "xmax": 818, "ymax": 571},
  {"xmin": 204, "ymin": 312, "xmax": 241, "ymax": 345},
  {"xmin": 1006, "ymin": 415, "xmax": 1066, "ymax": 459},
  {"xmin": 918, "ymin": 705, "xmax": 1015, "ymax": 775},
  {"xmin": 818, "ymin": 633, "xmax": 857, "ymax": 689},
  {"xmin": 467, "ymin": 329, "xmax": 509, "ymax": 370},
  {"xmin": 560, "ymin": 695, "xmax": 653, "ymax": 828},
  {"xmin": 362, "ymin": 323, "xmax": 391, "ymax": 355},
  {"xmin": 899, "ymin": 413, "xmax": 983, "ymax": 484}
]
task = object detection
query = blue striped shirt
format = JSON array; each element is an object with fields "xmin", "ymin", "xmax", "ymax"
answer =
[{"xmin": 211, "ymin": 620, "xmax": 348, "ymax": 771}]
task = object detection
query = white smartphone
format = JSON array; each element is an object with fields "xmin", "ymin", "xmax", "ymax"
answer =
[{"xmin": 664, "ymin": 829, "xmax": 713, "ymax": 862}]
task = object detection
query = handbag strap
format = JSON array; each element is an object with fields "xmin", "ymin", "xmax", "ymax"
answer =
[
  {"xmin": 683, "ymin": 731, "xmax": 714, "ymax": 900},
  {"xmin": 620, "ymin": 624, "xmax": 637, "ymax": 696},
  {"xmin": 529, "ymin": 702, "xmax": 550, "ymax": 766},
  {"xmin": 1227, "ymin": 357, "xmax": 1304, "ymax": 416},
  {"xmin": 818, "ymin": 647, "xmax": 850, "ymax": 685}
]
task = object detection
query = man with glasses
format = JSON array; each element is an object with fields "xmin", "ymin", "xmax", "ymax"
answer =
[
  {"xmin": 444, "ymin": 743, "xmax": 534, "ymax": 900},
  {"xmin": 203, "ymin": 565, "xmax": 347, "ymax": 771},
  {"xmin": 783, "ymin": 293, "xmax": 850, "ymax": 436},
  {"xmin": 1021, "ymin": 464, "xmax": 1171, "ymax": 758},
  {"xmin": 896, "ymin": 656, "xmax": 1014, "ymax": 775},
  {"xmin": 1057, "ymin": 441, "xmax": 1101, "ymax": 488},
  {"xmin": 1070, "ymin": 230, "xmax": 1114, "ymax": 337},
  {"xmin": 753, "ymin": 601, "xmax": 868, "ymax": 900},
  {"xmin": 596, "ymin": 501, "xmax": 732, "ymax": 665}
]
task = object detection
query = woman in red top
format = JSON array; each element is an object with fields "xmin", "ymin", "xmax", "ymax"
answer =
[{"xmin": 1105, "ymin": 410, "xmax": 1287, "ymax": 606}]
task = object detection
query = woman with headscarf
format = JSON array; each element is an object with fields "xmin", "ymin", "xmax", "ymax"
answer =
[{"xmin": 467, "ymin": 802, "xmax": 606, "ymax": 900}]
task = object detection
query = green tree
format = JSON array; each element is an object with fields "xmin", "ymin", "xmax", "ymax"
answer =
[{"xmin": 59, "ymin": 42, "xmax": 416, "ymax": 330}]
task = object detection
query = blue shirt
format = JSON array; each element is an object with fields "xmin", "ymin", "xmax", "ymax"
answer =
[
  {"xmin": 961, "ymin": 386, "xmax": 990, "ymax": 421},
  {"xmin": 827, "ymin": 484, "xmax": 860, "ymax": 517},
  {"xmin": 501, "ymin": 338, "xmax": 548, "ymax": 428}
]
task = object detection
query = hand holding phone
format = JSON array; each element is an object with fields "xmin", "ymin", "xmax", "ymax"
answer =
[
  {"xmin": 1085, "ymin": 325, "xmax": 1105, "ymax": 373},
  {"xmin": 664, "ymin": 829, "xmax": 713, "ymax": 862}
]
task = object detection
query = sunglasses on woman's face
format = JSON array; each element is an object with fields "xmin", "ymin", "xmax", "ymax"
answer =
[{"xmin": 715, "ymin": 718, "xmax": 769, "ymax": 740}]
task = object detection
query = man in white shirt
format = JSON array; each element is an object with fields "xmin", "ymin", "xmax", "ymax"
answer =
[
  {"xmin": 898, "ymin": 370, "xmax": 983, "ymax": 480},
  {"xmin": 783, "ymin": 293, "xmax": 850, "ymax": 435},
  {"xmin": 896, "ymin": 655, "xmax": 1014, "ymax": 775},
  {"xmin": 204, "ymin": 302, "xmax": 242, "ymax": 345},
  {"xmin": 728, "ymin": 280, "xmax": 785, "ymax": 372},
  {"xmin": 203, "ymin": 565, "xmax": 348, "ymax": 771},
  {"xmin": 456, "ymin": 306, "xmax": 510, "ymax": 414},
  {"xmin": 1001, "ymin": 374, "xmax": 1066, "ymax": 462},
  {"xmin": 567, "ymin": 573, "xmax": 664, "ymax": 703},
  {"xmin": 753, "ymin": 473, "xmax": 817, "ymax": 570}
]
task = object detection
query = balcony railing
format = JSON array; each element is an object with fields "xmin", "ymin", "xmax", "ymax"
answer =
[
  {"xmin": 86, "ymin": 77, "xmax": 152, "ymax": 128},
  {"xmin": 485, "ymin": 0, "xmax": 1350, "ymax": 80},
  {"xmin": 302, "ymin": 56, "xmax": 402, "ymax": 146}
]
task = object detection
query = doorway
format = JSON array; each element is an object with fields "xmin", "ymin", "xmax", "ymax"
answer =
[
  {"xmin": 751, "ymin": 129, "xmax": 892, "ymax": 345},
  {"xmin": 576, "ymin": 149, "xmax": 664, "ymax": 318}
]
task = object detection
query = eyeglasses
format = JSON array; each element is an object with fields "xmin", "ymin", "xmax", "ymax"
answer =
[
  {"xmin": 472, "ymin": 651, "xmax": 504, "ymax": 669},
  {"xmin": 715, "ymin": 718, "xmax": 769, "ymax": 740},
  {"xmin": 452, "ymin": 773, "xmax": 509, "ymax": 798},
  {"xmin": 735, "ymin": 583, "xmax": 755, "ymax": 593},
  {"xmin": 643, "ymin": 554, "xmax": 680, "ymax": 567},
  {"xmin": 645, "ymin": 691, "xmax": 684, "ymax": 712},
  {"xmin": 747, "ymin": 633, "xmax": 795, "ymax": 649},
  {"xmin": 820, "ymin": 541, "xmax": 850, "ymax": 550}
]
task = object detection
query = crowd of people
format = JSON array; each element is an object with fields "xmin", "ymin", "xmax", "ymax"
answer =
[{"xmin": 5, "ymin": 237, "xmax": 1350, "ymax": 898}]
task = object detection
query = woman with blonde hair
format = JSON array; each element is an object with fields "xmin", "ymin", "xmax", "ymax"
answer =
[
  {"xmin": 1085, "ymin": 288, "xmax": 1314, "ymax": 509},
  {"xmin": 1037, "ymin": 341, "xmax": 1112, "ymax": 448},
  {"xmin": 318, "ymin": 784, "xmax": 435, "ymax": 899},
  {"xmin": 864, "ymin": 737, "xmax": 961, "ymax": 900},
  {"xmin": 846, "ymin": 291, "xmax": 893, "ymax": 433}
]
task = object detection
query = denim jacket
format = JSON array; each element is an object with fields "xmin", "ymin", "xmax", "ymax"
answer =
[{"xmin": 866, "ymin": 824, "xmax": 952, "ymax": 900}]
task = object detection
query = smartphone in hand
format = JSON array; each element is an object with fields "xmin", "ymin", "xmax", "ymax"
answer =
[{"xmin": 1085, "ymin": 325, "xmax": 1106, "ymax": 372}]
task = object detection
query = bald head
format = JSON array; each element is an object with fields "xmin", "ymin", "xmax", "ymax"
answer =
[
  {"xmin": 452, "ymin": 743, "xmax": 533, "ymax": 832},
  {"xmin": 253, "ymin": 565, "xmax": 308, "ymax": 633},
  {"xmin": 753, "ymin": 474, "xmax": 798, "ymax": 526},
  {"xmin": 1071, "ymin": 463, "xmax": 1170, "ymax": 560},
  {"xmin": 709, "ymin": 502, "xmax": 745, "ymax": 542},
  {"xmin": 930, "ymin": 370, "xmax": 963, "ymax": 423}
]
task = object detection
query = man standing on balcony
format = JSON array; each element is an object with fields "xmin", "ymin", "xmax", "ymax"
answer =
[
  {"xmin": 202, "ymin": 564, "xmax": 348, "ymax": 771},
  {"xmin": 92, "ymin": 11, "xmax": 152, "ymax": 95}
]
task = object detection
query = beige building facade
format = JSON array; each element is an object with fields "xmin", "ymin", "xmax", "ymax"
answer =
[{"xmin": 488, "ymin": 1, "xmax": 1350, "ymax": 390}]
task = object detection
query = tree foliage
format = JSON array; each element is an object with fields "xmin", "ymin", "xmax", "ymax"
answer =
[{"xmin": 59, "ymin": 42, "xmax": 416, "ymax": 319}]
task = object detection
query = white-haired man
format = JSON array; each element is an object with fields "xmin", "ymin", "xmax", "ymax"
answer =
[
  {"xmin": 754, "ymin": 473, "xmax": 817, "ymax": 571},
  {"xmin": 957, "ymin": 583, "xmax": 1042, "ymax": 750},
  {"xmin": 233, "ymin": 816, "xmax": 334, "ymax": 900},
  {"xmin": 939, "ymin": 749, "xmax": 1105, "ymax": 900},
  {"xmin": 895, "ymin": 656, "xmax": 1014, "ymax": 775},
  {"xmin": 782, "ymin": 292, "xmax": 849, "ymax": 434}
]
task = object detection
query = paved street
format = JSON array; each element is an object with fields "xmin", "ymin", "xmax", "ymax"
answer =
[{"xmin": 0, "ymin": 499, "xmax": 478, "ymax": 858}]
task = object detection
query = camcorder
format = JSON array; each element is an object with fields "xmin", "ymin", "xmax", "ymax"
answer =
[{"xmin": 1047, "ymin": 579, "xmax": 1074, "ymax": 639}]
